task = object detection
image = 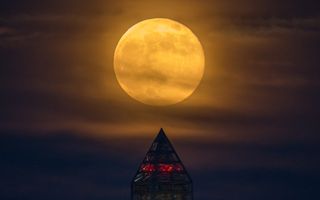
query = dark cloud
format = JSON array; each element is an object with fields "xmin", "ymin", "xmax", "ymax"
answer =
[
  {"xmin": 0, "ymin": 131, "xmax": 134, "ymax": 200},
  {"xmin": 1, "ymin": 0, "xmax": 320, "ymax": 199},
  {"xmin": 0, "ymin": 131, "xmax": 319, "ymax": 200},
  {"xmin": 0, "ymin": 0, "xmax": 123, "ymax": 16},
  {"xmin": 0, "ymin": 1, "xmax": 319, "ymax": 143}
]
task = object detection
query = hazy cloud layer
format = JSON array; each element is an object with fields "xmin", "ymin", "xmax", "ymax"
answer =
[
  {"xmin": 1, "ymin": 0, "xmax": 320, "ymax": 199},
  {"xmin": 0, "ymin": 0, "xmax": 319, "ymax": 142}
]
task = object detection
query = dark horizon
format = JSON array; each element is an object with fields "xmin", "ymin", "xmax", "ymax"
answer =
[{"xmin": 1, "ymin": 0, "xmax": 320, "ymax": 199}]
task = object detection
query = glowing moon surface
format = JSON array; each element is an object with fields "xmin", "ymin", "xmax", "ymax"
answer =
[{"xmin": 114, "ymin": 18, "xmax": 205, "ymax": 106}]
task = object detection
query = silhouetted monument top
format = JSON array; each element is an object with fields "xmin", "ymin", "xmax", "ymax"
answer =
[
  {"xmin": 131, "ymin": 128, "xmax": 193, "ymax": 199},
  {"xmin": 132, "ymin": 128, "xmax": 192, "ymax": 184}
]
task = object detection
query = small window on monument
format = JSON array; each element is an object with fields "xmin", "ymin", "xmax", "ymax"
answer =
[{"xmin": 151, "ymin": 143, "xmax": 158, "ymax": 150}]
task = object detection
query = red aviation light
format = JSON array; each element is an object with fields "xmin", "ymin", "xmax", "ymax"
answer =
[
  {"xmin": 174, "ymin": 164, "xmax": 184, "ymax": 172},
  {"xmin": 141, "ymin": 164, "xmax": 156, "ymax": 172},
  {"xmin": 159, "ymin": 164, "xmax": 174, "ymax": 172},
  {"xmin": 159, "ymin": 164, "xmax": 184, "ymax": 173},
  {"xmin": 141, "ymin": 163, "xmax": 184, "ymax": 173}
]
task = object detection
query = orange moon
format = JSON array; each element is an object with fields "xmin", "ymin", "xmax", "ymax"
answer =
[{"xmin": 114, "ymin": 18, "xmax": 205, "ymax": 106}]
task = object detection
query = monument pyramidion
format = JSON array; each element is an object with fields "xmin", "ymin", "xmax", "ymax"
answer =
[{"xmin": 131, "ymin": 128, "xmax": 193, "ymax": 200}]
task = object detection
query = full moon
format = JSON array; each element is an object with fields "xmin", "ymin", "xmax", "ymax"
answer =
[{"xmin": 114, "ymin": 18, "xmax": 205, "ymax": 106}]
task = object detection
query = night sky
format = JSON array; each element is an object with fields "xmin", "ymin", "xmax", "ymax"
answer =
[{"xmin": 1, "ymin": 0, "xmax": 320, "ymax": 199}]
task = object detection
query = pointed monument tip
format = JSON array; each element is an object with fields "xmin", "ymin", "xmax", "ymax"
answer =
[
  {"xmin": 155, "ymin": 128, "xmax": 167, "ymax": 141},
  {"xmin": 159, "ymin": 128, "xmax": 166, "ymax": 135}
]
